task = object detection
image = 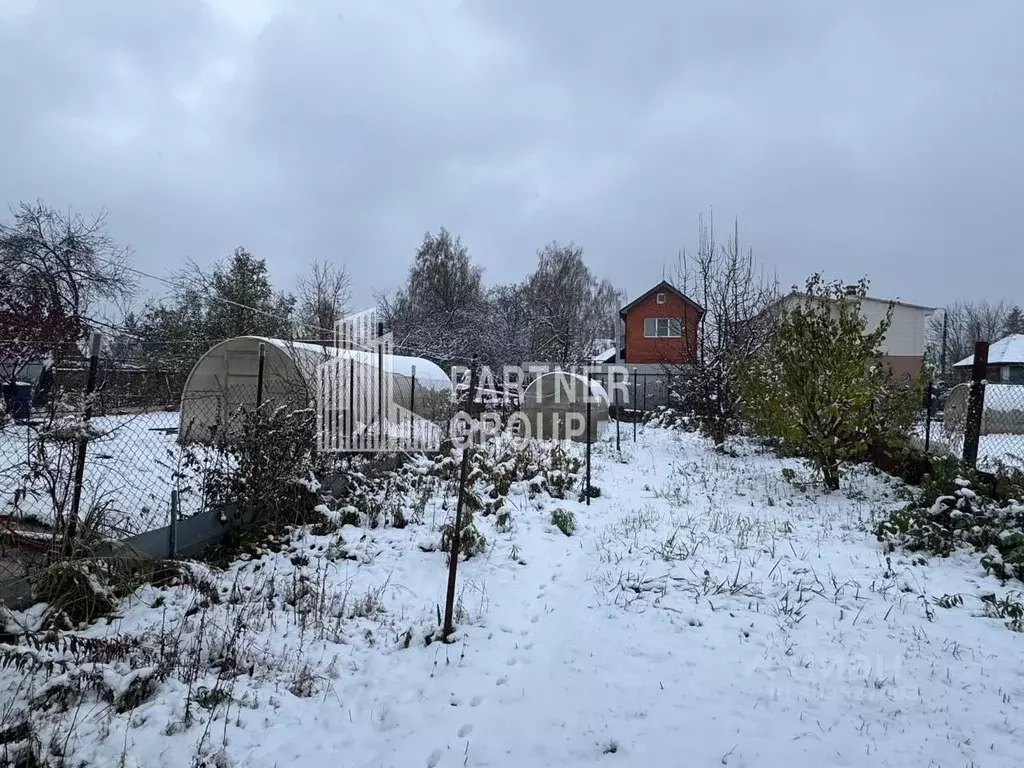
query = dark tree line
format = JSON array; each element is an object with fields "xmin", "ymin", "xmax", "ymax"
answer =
[
  {"xmin": 378, "ymin": 228, "xmax": 623, "ymax": 372},
  {"xmin": 926, "ymin": 299, "xmax": 1024, "ymax": 381},
  {"xmin": 3, "ymin": 199, "xmax": 624, "ymax": 395}
]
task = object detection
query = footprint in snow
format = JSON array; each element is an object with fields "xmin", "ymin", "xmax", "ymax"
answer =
[
  {"xmin": 496, "ymin": 676, "xmax": 509, "ymax": 686},
  {"xmin": 530, "ymin": 615, "xmax": 540, "ymax": 624},
  {"xmin": 458, "ymin": 724, "xmax": 474, "ymax": 738},
  {"xmin": 427, "ymin": 749, "xmax": 443, "ymax": 768},
  {"xmin": 470, "ymin": 695, "xmax": 483, "ymax": 707}
]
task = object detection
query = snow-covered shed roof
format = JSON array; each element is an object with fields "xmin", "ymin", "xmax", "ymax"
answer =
[{"xmin": 953, "ymin": 334, "xmax": 1024, "ymax": 368}]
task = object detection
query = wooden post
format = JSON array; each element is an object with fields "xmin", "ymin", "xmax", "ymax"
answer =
[
  {"xmin": 443, "ymin": 356, "xmax": 479, "ymax": 640},
  {"xmin": 66, "ymin": 331, "xmax": 102, "ymax": 553},
  {"xmin": 962, "ymin": 340, "xmax": 989, "ymax": 468}
]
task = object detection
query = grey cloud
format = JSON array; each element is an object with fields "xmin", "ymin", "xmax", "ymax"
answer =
[{"xmin": 0, "ymin": 0, "xmax": 1021, "ymax": 312}]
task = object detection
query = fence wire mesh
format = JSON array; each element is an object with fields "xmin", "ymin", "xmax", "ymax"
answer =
[
  {"xmin": 1, "ymin": 341, "xmax": 459, "ymax": 584},
  {"xmin": 925, "ymin": 381, "xmax": 1024, "ymax": 470}
]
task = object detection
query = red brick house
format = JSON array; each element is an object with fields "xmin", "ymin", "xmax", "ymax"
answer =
[{"xmin": 618, "ymin": 281, "xmax": 704, "ymax": 365}]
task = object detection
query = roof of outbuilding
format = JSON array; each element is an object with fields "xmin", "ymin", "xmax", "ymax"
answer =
[{"xmin": 953, "ymin": 334, "xmax": 1024, "ymax": 368}]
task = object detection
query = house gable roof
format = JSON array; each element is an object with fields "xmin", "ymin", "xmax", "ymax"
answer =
[
  {"xmin": 779, "ymin": 290, "xmax": 936, "ymax": 313},
  {"xmin": 619, "ymin": 280, "xmax": 705, "ymax": 318},
  {"xmin": 953, "ymin": 334, "xmax": 1024, "ymax": 368}
]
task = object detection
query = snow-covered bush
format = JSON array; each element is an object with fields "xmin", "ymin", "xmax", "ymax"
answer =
[
  {"xmin": 550, "ymin": 508, "xmax": 576, "ymax": 536},
  {"xmin": 180, "ymin": 403, "xmax": 321, "ymax": 532},
  {"xmin": 876, "ymin": 457, "xmax": 1024, "ymax": 581},
  {"xmin": 645, "ymin": 404, "xmax": 697, "ymax": 432},
  {"xmin": 742, "ymin": 275, "xmax": 921, "ymax": 490},
  {"xmin": 440, "ymin": 518, "xmax": 486, "ymax": 561}
]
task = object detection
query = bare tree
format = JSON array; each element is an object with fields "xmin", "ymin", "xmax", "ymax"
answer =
[
  {"xmin": 296, "ymin": 260, "xmax": 352, "ymax": 343},
  {"xmin": 671, "ymin": 213, "xmax": 779, "ymax": 447},
  {"xmin": 377, "ymin": 228, "xmax": 485, "ymax": 367},
  {"xmin": 482, "ymin": 282, "xmax": 532, "ymax": 369},
  {"xmin": 526, "ymin": 242, "xmax": 622, "ymax": 366},
  {"xmin": 927, "ymin": 299, "xmax": 1013, "ymax": 380},
  {"xmin": 0, "ymin": 201, "xmax": 135, "ymax": 339}
]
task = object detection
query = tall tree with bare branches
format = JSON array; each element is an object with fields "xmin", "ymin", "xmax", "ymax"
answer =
[
  {"xmin": 378, "ymin": 227, "xmax": 485, "ymax": 367},
  {"xmin": 927, "ymin": 299, "xmax": 1014, "ymax": 380},
  {"xmin": 0, "ymin": 201, "xmax": 135, "ymax": 340},
  {"xmin": 525, "ymin": 242, "xmax": 622, "ymax": 366},
  {"xmin": 296, "ymin": 260, "xmax": 351, "ymax": 343},
  {"xmin": 671, "ymin": 213, "xmax": 780, "ymax": 446}
]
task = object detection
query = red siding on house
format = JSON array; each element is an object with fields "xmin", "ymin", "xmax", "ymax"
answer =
[{"xmin": 622, "ymin": 288, "xmax": 701, "ymax": 364}]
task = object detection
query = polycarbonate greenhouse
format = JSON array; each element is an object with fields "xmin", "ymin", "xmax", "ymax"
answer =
[{"xmin": 178, "ymin": 336, "xmax": 452, "ymax": 443}]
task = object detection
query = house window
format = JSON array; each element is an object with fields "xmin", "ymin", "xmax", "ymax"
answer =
[
  {"xmin": 643, "ymin": 317, "xmax": 682, "ymax": 338},
  {"xmin": 656, "ymin": 292, "xmax": 666, "ymax": 304}
]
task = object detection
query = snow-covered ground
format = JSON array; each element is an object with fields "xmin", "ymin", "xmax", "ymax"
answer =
[
  {"xmin": 0, "ymin": 411, "xmax": 194, "ymax": 533},
  {"xmin": 2, "ymin": 428, "xmax": 1023, "ymax": 767}
]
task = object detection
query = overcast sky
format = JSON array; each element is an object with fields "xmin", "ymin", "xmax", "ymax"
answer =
[{"xmin": 1, "ymin": 0, "xmax": 1021, "ymax": 312}]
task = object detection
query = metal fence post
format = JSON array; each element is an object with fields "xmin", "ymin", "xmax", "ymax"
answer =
[
  {"xmin": 377, "ymin": 322, "xmax": 384, "ymax": 449},
  {"xmin": 632, "ymin": 367, "xmax": 637, "ymax": 442},
  {"xmin": 586, "ymin": 371, "xmax": 592, "ymax": 506},
  {"xmin": 610, "ymin": 370, "xmax": 618, "ymax": 454},
  {"xmin": 169, "ymin": 489, "xmax": 179, "ymax": 558},
  {"xmin": 348, "ymin": 357, "xmax": 355, "ymax": 450},
  {"xmin": 410, "ymin": 364, "xmax": 417, "ymax": 446},
  {"xmin": 66, "ymin": 331, "xmax": 102, "ymax": 553},
  {"xmin": 643, "ymin": 374, "xmax": 648, "ymax": 412},
  {"xmin": 962, "ymin": 341, "xmax": 989, "ymax": 468},
  {"xmin": 923, "ymin": 380, "xmax": 933, "ymax": 455},
  {"xmin": 443, "ymin": 355, "xmax": 479, "ymax": 640}
]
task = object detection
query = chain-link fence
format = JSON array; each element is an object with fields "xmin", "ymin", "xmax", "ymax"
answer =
[
  {"xmin": 937, "ymin": 381, "xmax": 1024, "ymax": 470},
  {"xmin": 1, "ymin": 338, "xmax": 459, "ymax": 584}
]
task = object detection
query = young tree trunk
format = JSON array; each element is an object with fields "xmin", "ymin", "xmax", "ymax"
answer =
[{"xmin": 822, "ymin": 459, "xmax": 841, "ymax": 491}]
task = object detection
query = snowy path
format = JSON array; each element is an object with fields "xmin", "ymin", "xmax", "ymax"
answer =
[{"xmin": 234, "ymin": 433, "xmax": 1022, "ymax": 768}]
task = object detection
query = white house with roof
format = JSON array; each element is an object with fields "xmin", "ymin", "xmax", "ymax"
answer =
[
  {"xmin": 953, "ymin": 334, "xmax": 1024, "ymax": 384},
  {"xmin": 777, "ymin": 290, "xmax": 936, "ymax": 384}
]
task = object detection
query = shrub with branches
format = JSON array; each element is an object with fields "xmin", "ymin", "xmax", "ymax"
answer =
[
  {"xmin": 742, "ymin": 275, "xmax": 921, "ymax": 490},
  {"xmin": 181, "ymin": 403, "xmax": 321, "ymax": 531},
  {"xmin": 877, "ymin": 458, "xmax": 1024, "ymax": 582},
  {"xmin": 670, "ymin": 214, "xmax": 779, "ymax": 446}
]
